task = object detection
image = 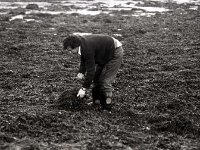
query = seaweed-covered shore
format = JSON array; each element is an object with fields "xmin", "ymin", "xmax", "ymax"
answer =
[{"xmin": 0, "ymin": 0, "xmax": 200, "ymax": 149}]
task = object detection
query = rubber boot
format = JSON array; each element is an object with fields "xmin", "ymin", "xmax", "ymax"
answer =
[
  {"xmin": 100, "ymin": 91, "xmax": 112, "ymax": 111},
  {"xmin": 92, "ymin": 86, "xmax": 101, "ymax": 105}
]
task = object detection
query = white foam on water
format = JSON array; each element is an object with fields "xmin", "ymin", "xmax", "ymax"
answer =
[
  {"xmin": 189, "ymin": 5, "xmax": 199, "ymax": 10},
  {"xmin": 24, "ymin": 19, "xmax": 35, "ymax": 22},
  {"xmin": 113, "ymin": 34, "xmax": 122, "ymax": 37},
  {"xmin": 9, "ymin": 15, "xmax": 23, "ymax": 21},
  {"xmin": 26, "ymin": 10, "xmax": 64, "ymax": 15},
  {"xmin": 132, "ymin": 13, "xmax": 152, "ymax": 17},
  {"xmin": 0, "ymin": 12, "xmax": 8, "ymax": 15},
  {"xmin": 72, "ymin": 9, "xmax": 106, "ymax": 15},
  {"xmin": 73, "ymin": 32, "xmax": 92, "ymax": 36},
  {"xmin": 26, "ymin": 9, "xmax": 109, "ymax": 15},
  {"xmin": 135, "ymin": 6, "xmax": 169, "ymax": 12}
]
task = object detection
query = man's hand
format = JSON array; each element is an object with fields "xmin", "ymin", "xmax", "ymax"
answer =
[
  {"xmin": 77, "ymin": 73, "xmax": 84, "ymax": 80},
  {"xmin": 77, "ymin": 88, "xmax": 86, "ymax": 98}
]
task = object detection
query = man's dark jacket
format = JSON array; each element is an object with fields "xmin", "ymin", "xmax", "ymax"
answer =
[{"xmin": 79, "ymin": 34, "xmax": 115, "ymax": 88}]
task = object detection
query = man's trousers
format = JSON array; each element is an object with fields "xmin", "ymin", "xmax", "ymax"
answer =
[{"xmin": 93, "ymin": 46, "xmax": 123, "ymax": 100}]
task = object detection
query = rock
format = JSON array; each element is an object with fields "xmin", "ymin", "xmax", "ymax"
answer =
[
  {"xmin": 174, "ymin": 8, "xmax": 187, "ymax": 15},
  {"xmin": 103, "ymin": 18, "xmax": 112, "ymax": 23},
  {"xmin": 26, "ymin": 4, "xmax": 39, "ymax": 10},
  {"xmin": 0, "ymin": 133, "xmax": 16, "ymax": 143},
  {"xmin": 8, "ymin": 8, "xmax": 26, "ymax": 15},
  {"xmin": 0, "ymin": 15, "xmax": 10, "ymax": 21},
  {"xmin": 55, "ymin": 88, "xmax": 85, "ymax": 111}
]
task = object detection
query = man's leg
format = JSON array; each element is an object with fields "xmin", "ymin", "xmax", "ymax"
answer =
[
  {"xmin": 92, "ymin": 65, "xmax": 104, "ymax": 104},
  {"xmin": 99, "ymin": 46, "xmax": 123, "ymax": 110}
]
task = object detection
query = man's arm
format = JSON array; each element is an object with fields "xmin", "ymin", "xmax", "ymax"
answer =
[
  {"xmin": 82, "ymin": 55, "xmax": 95, "ymax": 89},
  {"xmin": 77, "ymin": 56, "xmax": 95, "ymax": 98},
  {"xmin": 79, "ymin": 56, "xmax": 86, "ymax": 74}
]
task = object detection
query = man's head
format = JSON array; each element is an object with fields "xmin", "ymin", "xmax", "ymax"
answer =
[{"xmin": 63, "ymin": 35, "xmax": 81, "ymax": 50}]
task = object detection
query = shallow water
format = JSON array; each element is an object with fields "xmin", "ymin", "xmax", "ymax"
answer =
[
  {"xmin": 0, "ymin": 0, "xmax": 199, "ymax": 17},
  {"xmin": 158, "ymin": 0, "xmax": 200, "ymax": 4}
]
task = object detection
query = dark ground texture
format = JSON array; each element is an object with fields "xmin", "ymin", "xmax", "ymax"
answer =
[{"xmin": 0, "ymin": 1, "xmax": 200, "ymax": 150}]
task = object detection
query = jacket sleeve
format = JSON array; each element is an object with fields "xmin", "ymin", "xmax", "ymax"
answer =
[
  {"xmin": 82, "ymin": 54, "xmax": 95, "ymax": 88},
  {"xmin": 79, "ymin": 56, "xmax": 86, "ymax": 74}
]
